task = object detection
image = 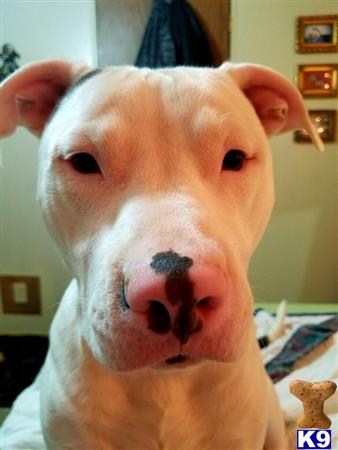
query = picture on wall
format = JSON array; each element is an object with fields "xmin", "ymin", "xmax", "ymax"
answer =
[
  {"xmin": 296, "ymin": 15, "xmax": 338, "ymax": 53},
  {"xmin": 295, "ymin": 110, "xmax": 336, "ymax": 143},
  {"xmin": 297, "ymin": 64, "xmax": 338, "ymax": 97}
]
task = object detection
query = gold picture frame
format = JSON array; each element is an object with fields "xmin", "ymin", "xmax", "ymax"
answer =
[
  {"xmin": 295, "ymin": 110, "xmax": 336, "ymax": 143},
  {"xmin": 296, "ymin": 15, "xmax": 338, "ymax": 53},
  {"xmin": 297, "ymin": 64, "xmax": 338, "ymax": 97}
]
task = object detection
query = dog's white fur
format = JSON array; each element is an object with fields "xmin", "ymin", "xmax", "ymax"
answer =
[{"xmin": 0, "ymin": 61, "xmax": 322, "ymax": 450}]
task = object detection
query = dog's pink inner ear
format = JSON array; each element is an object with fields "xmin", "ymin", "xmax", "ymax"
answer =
[
  {"xmin": 0, "ymin": 59, "xmax": 90, "ymax": 138},
  {"xmin": 15, "ymin": 80, "xmax": 67, "ymax": 136},
  {"xmin": 223, "ymin": 63, "xmax": 324, "ymax": 152},
  {"xmin": 244, "ymin": 87, "xmax": 290, "ymax": 136}
]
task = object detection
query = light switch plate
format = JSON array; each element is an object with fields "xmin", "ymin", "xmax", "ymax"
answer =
[{"xmin": 0, "ymin": 275, "xmax": 41, "ymax": 314}]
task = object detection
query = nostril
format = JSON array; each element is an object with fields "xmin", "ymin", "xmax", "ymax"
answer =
[
  {"xmin": 119, "ymin": 281, "xmax": 130, "ymax": 311},
  {"xmin": 196, "ymin": 297, "xmax": 215, "ymax": 310},
  {"xmin": 197, "ymin": 297, "xmax": 210, "ymax": 308},
  {"xmin": 147, "ymin": 300, "xmax": 171, "ymax": 335}
]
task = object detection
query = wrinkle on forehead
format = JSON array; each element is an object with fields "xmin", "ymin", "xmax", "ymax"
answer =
[
  {"xmin": 52, "ymin": 66, "xmax": 259, "ymax": 157},
  {"xmin": 91, "ymin": 71, "xmax": 228, "ymax": 134},
  {"xmin": 90, "ymin": 67, "xmax": 218, "ymax": 116},
  {"xmin": 86, "ymin": 111, "xmax": 126, "ymax": 149},
  {"xmin": 52, "ymin": 66, "xmax": 236, "ymax": 131},
  {"xmin": 191, "ymin": 108, "xmax": 233, "ymax": 143}
]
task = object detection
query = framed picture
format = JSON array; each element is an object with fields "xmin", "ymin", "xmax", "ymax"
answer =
[
  {"xmin": 297, "ymin": 64, "xmax": 338, "ymax": 97},
  {"xmin": 295, "ymin": 110, "xmax": 336, "ymax": 143},
  {"xmin": 296, "ymin": 15, "xmax": 338, "ymax": 53}
]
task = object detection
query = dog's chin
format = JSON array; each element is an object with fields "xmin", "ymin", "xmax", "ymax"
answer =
[
  {"xmin": 108, "ymin": 354, "xmax": 222, "ymax": 372},
  {"xmin": 94, "ymin": 345, "xmax": 242, "ymax": 372},
  {"xmin": 152, "ymin": 347, "xmax": 243, "ymax": 371},
  {"xmin": 152, "ymin": 353, "xmax": 203, "ymax": 370},
  {"xmin": 87, "ymin": 337, "xmax": 247, "ymax": 372},
  {"xmin": 86, "ymin": 320, "xmax": 249, "ymax": 372}
]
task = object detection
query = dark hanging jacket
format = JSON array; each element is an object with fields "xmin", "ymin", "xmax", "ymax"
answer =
[{"xmin": 135, "ymin": 0, "xmax": 214, "ymax": 68}]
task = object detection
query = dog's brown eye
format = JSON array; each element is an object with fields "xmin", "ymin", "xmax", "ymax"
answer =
[
  {"xmin": 222, "ymin": 150, "xmax": 246, "ymax": 171},
  {"xmin": 69, "ymin": 153, "xmax": 101, "ymax": 174}
]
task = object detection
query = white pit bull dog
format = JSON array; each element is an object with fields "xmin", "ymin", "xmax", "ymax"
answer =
[{"xmin": 0, "ymin": 60, "xmax": 323, "ymax": 450}]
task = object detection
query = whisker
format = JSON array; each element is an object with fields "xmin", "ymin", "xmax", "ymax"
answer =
[{"xmin": 45, "ymin": 301, "xmax": 61, "ymax": 311}]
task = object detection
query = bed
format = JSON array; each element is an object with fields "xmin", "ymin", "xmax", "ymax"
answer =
[{"xmin": 255, "ymin": 302, "xmax": 338, "ymax": 448}]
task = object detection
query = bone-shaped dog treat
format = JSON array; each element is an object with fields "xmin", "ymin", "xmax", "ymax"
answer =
[{"xmin": 289, "ymin": 380, "xmax": 337, "ymax": 429}]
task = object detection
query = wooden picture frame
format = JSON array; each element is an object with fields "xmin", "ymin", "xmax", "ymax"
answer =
[
  {"xmin": 296, "ymin": 15, "xmax": 338, "ymax": 53},
  {"xmin": 295, "ymin": 110, "xmax": 336, "ymax": 143},
  {"xmin": 297, "ymin": 64, "xmax": 338, "ymax": 97}
]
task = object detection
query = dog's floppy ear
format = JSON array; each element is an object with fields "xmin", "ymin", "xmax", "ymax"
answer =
[
  {"xmin": 0, "ymin": 59, "xmax": 90, "ymax": 137},
  {"xmin": 222, "ymin": 63, "xmax": 324, "ymax": 152}
]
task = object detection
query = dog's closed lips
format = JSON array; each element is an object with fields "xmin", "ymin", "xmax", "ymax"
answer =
[{"xmin": 165, "ymin": 354, "xmax": 189, "ymax": 364}]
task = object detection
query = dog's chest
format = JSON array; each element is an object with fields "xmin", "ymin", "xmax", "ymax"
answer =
[
  {"xmin": 79, "ymin": 390, "xmax": 226, "ymax": 449},
  {"xmin": 59, "ymin": 362, "xmax": 265, "ymax": 450},
  {"xmin": 92, "ymin": 392, "xmax": 222, "ymax": 450},
  {"xmin": 73, "ymin": 370, "xmax": 214, "ymax": 449}
]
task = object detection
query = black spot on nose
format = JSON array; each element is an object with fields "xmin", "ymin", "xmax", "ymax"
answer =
[
  {"xmin": 166, "ymin": 268, "xmax": 194, "ymax": 306},
  {"xmin": 150, "ymin": 250, "xmax": 193, "ymax": 275},
  {"xmin": 149, "ymin": 250, "xmax": 201, "ymax": 344},
  {"xmin": 173, "ymin": 304, "xmax": 202, "ymax": 344}
]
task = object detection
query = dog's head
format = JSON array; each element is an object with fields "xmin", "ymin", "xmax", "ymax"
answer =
[{"xmin": 0, "ymin": 61, "xmax": 322, "ymax": 371}]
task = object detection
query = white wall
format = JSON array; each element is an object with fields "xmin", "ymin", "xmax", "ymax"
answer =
[
  {"xmin": 231, "ymin": 0, "xmax": 337, "ymax": 303},
  {"xmin": 0, "ymin": 0, "xmax": 97, "ymax": 333}
]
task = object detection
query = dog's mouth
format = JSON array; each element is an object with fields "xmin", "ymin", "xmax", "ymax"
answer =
[{"xmin": 165, "ymin": 354, "xmax": 189, "ymax": 365}]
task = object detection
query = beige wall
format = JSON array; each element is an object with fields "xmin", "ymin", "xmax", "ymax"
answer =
[
  {"xmin": 0, "ymin": 1, "xmax": 97, "ymax": 334},
  {"xmin": 231, "ymin": 0, "xmax": 337, "ymax": 303}
]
